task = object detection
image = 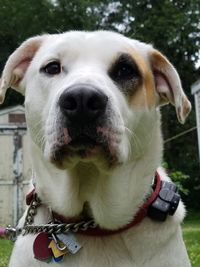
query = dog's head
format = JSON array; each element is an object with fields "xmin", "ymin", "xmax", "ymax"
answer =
[{"xmin": 0, "ymin": 31, "xmax": 191, "ymax": 170}]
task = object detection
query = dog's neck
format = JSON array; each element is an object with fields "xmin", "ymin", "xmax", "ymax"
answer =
[{"xmin": 28, "ymin": 114, "xmax": 163, "ymax": 230}]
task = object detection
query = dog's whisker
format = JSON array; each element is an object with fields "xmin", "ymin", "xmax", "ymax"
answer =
[
  {"xmin": 124, "ymin": 126, "xmax": 134, "ymax": 136},
  {"xmin": 121, "ymin": 126, "xmax": 143, "ymax": 156},
  {"xmin": 29, "ymin": 119, "xmax": 48, "ymax": 148}
]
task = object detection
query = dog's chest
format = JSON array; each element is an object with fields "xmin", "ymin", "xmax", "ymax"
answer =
[
  {"xmin": 11, "ymin": 230, "xmax": 146, "ymax": 267},
  {"xmin": 9, "ymin": 218, "xmax": 190, "ymax": 267}
]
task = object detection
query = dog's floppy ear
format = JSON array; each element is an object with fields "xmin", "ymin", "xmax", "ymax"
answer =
[
  {"xmin": 0, "ymin": 36, "xmax": 45, "ymax": 104},
  {"xmin": 150, "ymin": 50, "xmax": 191, "ymax": 124}
]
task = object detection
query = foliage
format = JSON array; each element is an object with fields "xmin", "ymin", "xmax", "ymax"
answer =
[
  {"xmin": 0, "ymin": 0, "xmax": 199, "ymax": 208},
  {"xmin": 170, "ymin": 171, "xmax": 190, "ymax": 196},
  {"xmin": 162, "ymin": 161, "xmax": 190, "ymax": 197}
]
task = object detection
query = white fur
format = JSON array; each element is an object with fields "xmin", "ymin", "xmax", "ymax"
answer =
[{"xmin": 0, "ymin": 31, "xmax": 191, "ymax": 267}]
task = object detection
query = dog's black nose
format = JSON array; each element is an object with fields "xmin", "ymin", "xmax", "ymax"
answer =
[{"xmin": 59, "ymin": 84, "xmax": 108, "ymax": 124}]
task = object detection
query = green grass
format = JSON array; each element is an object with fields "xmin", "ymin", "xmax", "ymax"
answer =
[
  {"xmin": 0, "ymin": 238, "xmax": 13, "ymax": 267},
  {"xmin": 0, "ymin": 212, "xmax": 200, "ymax": 267},
  {"xmin": 182, "ymin": 211, "xmax": 200, "ymax": 267}
]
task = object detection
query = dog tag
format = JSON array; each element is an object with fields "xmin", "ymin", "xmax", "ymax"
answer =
[
  {"xmin": 57, "ymin": 233, "xmax": 82, "ymax": 254},
  {"xmin": 48, "ymin": 240, "xmax": 68, "ymax": 258},
  {"xmin": 33, "ymin": 232, "xmax": 53, "ymax": 262},
  {"xmin": 53, "ymin": 255, "xmax": 64, "ymax": 263}
]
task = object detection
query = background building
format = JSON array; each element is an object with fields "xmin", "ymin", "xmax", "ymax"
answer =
[{"xmin": 0, "ymin": 105, "xmax": 31, "ymax": 226}]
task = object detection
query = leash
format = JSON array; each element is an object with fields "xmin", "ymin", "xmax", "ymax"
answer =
[{"xmin": 0, "ymin": 226, "xmax": 18, "ymax": 241}]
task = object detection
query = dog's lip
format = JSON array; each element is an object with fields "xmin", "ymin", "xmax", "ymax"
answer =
[
  {"xmin": 68, "ymin": 135, "xmax": 98, "ymax": 151},
  {"xmin": 51, "ymin": 134, "xmax": 110, "ymax": 161},
  {"xmin": 50, "ymin": 135, "xmax": 119, "ymax": 169}
]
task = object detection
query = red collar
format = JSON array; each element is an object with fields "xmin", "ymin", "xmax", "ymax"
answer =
[{"xmin": 26, "ymin": 172, "xmax": 161, "ymax": 236}]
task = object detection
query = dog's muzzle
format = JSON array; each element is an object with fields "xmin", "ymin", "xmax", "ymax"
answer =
[
  {"xmin": 49, "ymin": 83, "xmax": 119, "ymax": 167},
  {"xmin": 58, "ymin": 84, "xmax": 109, "ymax": 150},
  {"xmin": 47, "ymin": 84, "xmax": 121, "ymax": 168}
]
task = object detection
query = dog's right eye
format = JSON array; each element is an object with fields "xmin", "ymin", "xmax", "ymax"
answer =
[
  {"xmin": 41, "ymin": 61, "xmax": 61, "ymax": 75},
  {"xmin": 109, "ymin": 54, "xmax": 140, "ymax": 83}
]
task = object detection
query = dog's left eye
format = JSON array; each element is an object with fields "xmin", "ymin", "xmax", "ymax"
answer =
[{"xmin": 41, "ymin": 61, "xmax": 61, "ymax": 75}]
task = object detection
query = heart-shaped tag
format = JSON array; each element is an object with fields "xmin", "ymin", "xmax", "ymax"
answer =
[{"xmin": 33, "ymin": 232, "xmax": 53, "ymax": 262}]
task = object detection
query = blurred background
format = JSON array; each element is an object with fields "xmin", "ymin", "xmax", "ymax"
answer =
[{"xmin": 0, "ymin": 0, "xmax": 199, "ymax": 265}]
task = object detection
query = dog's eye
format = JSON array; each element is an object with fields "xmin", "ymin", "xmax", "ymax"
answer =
[
  {"xmin": 109, "ymin": 54, "xmax": 140, "ymax": 82},
  {"xmin": 41, "ymin": 61, "xmax": 61, "ymax": 75},
  {"xmin": 115, "ymin": 63, "xmax": 136, "ymax": 80}
]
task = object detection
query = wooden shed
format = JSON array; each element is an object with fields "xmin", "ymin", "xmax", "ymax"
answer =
[{"xmin": 0, "ymin": 105, "xmax": 32, "ymax": 226}]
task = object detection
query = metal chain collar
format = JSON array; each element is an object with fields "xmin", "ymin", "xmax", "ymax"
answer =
[
  {"xmin": 21, "ymin": 194, "xmax": 97, "ymax": 236},
  {"xmin": 4, "ymin": 173, "xmax": 162, "ymax": 240},
  {"xmin": 24, "ymin": 193, "xmax": 41, "ymax": 226}
]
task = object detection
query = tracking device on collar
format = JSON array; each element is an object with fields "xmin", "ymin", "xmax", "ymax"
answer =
[{"xmin": 148, "ymin": 180, "xmax": 180, "ymax": 222}]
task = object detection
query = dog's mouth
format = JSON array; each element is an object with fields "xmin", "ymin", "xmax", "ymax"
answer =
[
  {"xmin": 49, "ymin": 127, "xmax": 119, "ymax": 169},
  {"xmin": 68, "ymin": 135, "xmax": 98, "ymax": 150}
]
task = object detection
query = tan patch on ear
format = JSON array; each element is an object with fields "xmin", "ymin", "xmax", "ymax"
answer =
[
  {"xmin": 182, "ymin": 96, "xmax": 191, "ymax": 119},
  {"xmin": 0, "ymin": 80, "xmax": 4, "ymax": 103},
  {"xmin": 11, "ymin": 59, "xmax": 32, "ymax": 89},
  {"xmin": 151, "ymin": 50, "xmax": 169, "ymax": 69},
  {"xmin": 143, "ymin": 67, "xmax": 156, "ymax": 108},
  {"xmin": 150, "ymin": 49, "xmax": 191, "ymax": 123},
  {"xmin": 0, "ymin": 78, "xmax": 8, "ymax": 104},
  {"xmin": 177, "ymin": 95, "xmax": 192, "ymax": 124},
  {"xmin": 0, "ymin": 35, "xmax": 45, "ymax": 103},
  {"xmin": 129, "ymin": 52, "xmax": 156, "ymax": 109}
]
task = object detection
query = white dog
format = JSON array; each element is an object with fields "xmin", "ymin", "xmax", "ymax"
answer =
[{"xmin": 0, "ymin": 31, "xmax": 191, "ymax": 267}]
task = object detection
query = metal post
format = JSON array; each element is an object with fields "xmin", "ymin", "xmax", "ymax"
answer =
[
  {"xmin": 13, "ymin": 131, "xmax": 23, "ymax": 226},
  {"xmin": 194, "ymin": 93, "xmax": 200, "ymax": 163},
  {"xmin": 191, "ymin": 80, "xmax": 200, "ymax": 164}
]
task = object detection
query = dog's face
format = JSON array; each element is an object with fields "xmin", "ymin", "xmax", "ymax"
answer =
[{"xmin": 0, "ymin": 31, "xmax": 191, "ymax": 171}]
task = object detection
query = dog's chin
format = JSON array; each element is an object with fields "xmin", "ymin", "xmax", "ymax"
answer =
[{"xmin": 49, "ymin": 137, "xmax": 119, "ymax": 170}]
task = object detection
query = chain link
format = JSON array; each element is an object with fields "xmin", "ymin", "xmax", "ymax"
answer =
[
  {"xmin": 22, "ymin": 220, "xmax": 97, "ymax": 235},
  {"xmin": 20, "ymin": 194, "xmax": 98, "ymax": 236},
  {"xmin": 24, "ymin": 194, "xmax": 41, "ymax": 226},
  {"xmin": 5, "ymin": 194, "xmax": 98, "ymax": 239}
]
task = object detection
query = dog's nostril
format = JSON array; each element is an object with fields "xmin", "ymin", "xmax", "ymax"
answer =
[
  {"xmin": 65, "ymin": 96, "xmax": 77, "ymax": 111},
  {"xmin": 88, "ymin": 95, "xmax": 108, "ymax": 111}
]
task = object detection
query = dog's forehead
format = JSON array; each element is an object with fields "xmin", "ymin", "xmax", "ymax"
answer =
[{"xmin": 37, "ymin": 31, "xmax": 151, "ymax": 64}]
